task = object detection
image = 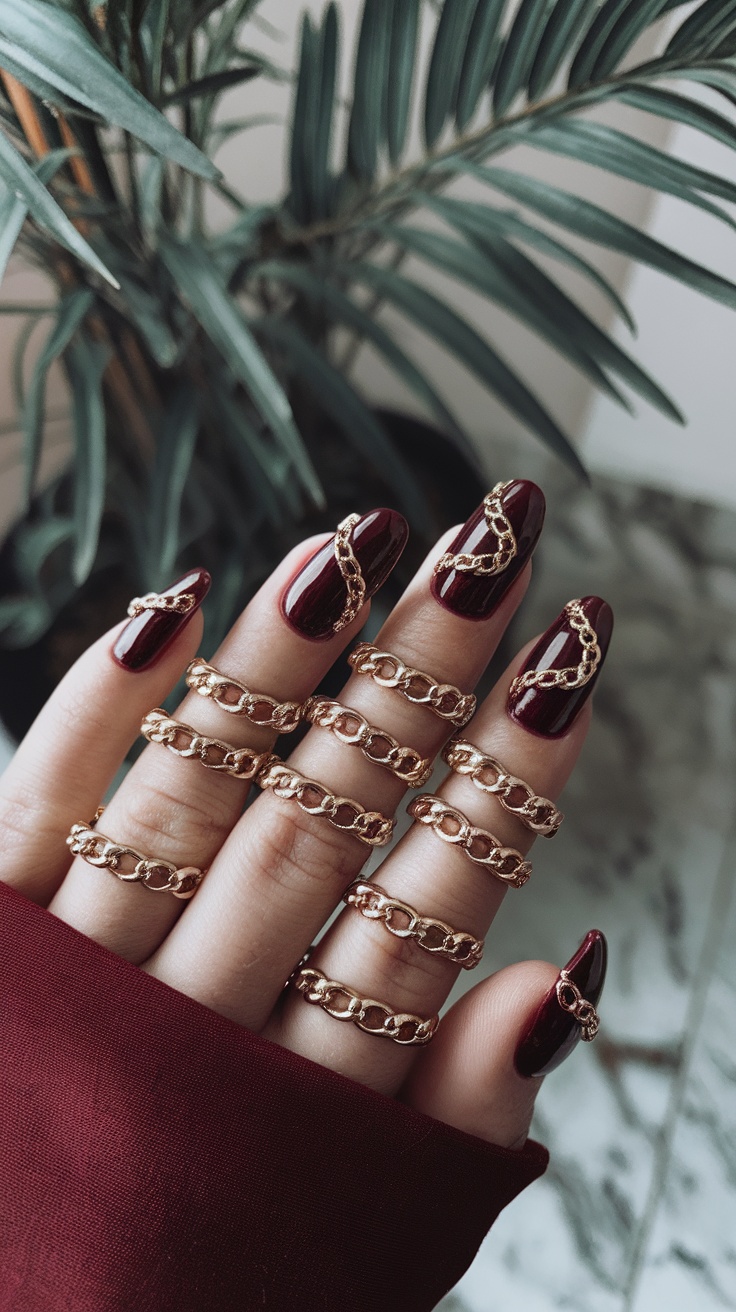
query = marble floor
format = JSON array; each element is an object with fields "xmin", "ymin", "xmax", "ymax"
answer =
[
  {"xmin": 437, "ymin": 473, "xmax": 736, "ymax": 1311},
  {"xmin": 1, "ymin": 468, "xmax": 734, "ymax": 1310}
]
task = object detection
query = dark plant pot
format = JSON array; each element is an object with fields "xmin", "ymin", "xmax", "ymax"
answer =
[{"xmin": 0, "ymin": 410, "xmax": 487, "ymax": 743}]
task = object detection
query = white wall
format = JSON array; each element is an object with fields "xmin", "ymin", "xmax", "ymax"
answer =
[{"xmin": 580, "ymin": 106, "xmax": 736, "ymax": 509}]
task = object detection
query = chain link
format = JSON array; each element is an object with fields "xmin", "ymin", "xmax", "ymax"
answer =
[
  {"xmin": 141, "ymin": 709, "xmax": 275, "ymax": 780},
  {"xmin": 434, "ymin": 481, "xmax": 517, "ymax": 577},
  {"xmin": 442, "ymin": 737, "xmax": 563, "ymax": 837},
  {"xmin": 291, "ymin": 964, "xmax": 439, "ymax": 1045},
  {"xmin": 348, "ymin": 643, "xmax": 476, "ymax": 728},
  {"xmin": 303, "ymin": 696, "xmax": 433, "ymax": 787},
  {"xmin": 256, "ymin": 756, "xmax": 395, "ymax": 847},
  {"xmin": 333, "ymin": 513, "xmax": 366, "ymax": 631},
  {"xmin": 510, "ymin": 600, "xmax": 601, "ymax": 696},
  {"xmin": 66, "ymin": 812, "xmax": 204, "ymax": 899},
  {"xmin": 185, "ymin": 659, "xmax": 303, "ymax": 733},
  {"xmin": 407, "ymin": 794, "xmax": 531, "ymax": 887},
  {"xmin": 344, "ymin": 880, "xmax": 484, "ymax": 969},
  {"xmin": 127, "ymin": 591, "xmax": 196, "ymax": 618},
  {"xmin": 555, "ymin": 970, "xmax": 600, "ymax": 1041}
]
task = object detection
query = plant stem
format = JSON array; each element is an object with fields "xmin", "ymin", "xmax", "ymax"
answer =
[{"xmin": 0, "ymin": 67, "xmax": 157, "ymax": 464}]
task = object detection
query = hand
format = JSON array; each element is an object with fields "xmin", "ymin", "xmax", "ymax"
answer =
[{"xmin": 0, "ymin": 483, "xmax": 610, "ymax": 1152}]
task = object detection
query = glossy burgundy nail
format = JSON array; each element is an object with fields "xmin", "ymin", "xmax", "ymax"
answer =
[
  {"xmin": 508, "ymin": 595, "xmax": 613, "ymax": 738},
  {"xmin": 112, "ymin": 568, "xmax": 211, "ymax": 672},
  {"xmin": 281, "ymin": 509, "xmax": 408, "ymax": 641},
  {"xmin": 431, "ymin": 480, "xmax": 545, "ymax": 620},
  {"xmin": 514, "ymin": 929, "xmax": 607, "ymax": 1079}
]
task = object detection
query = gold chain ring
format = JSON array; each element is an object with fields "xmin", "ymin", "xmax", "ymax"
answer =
[
  {"xmin": 434, "ymin": 481, "xmax": 517, "ymax": 576},
  {"xmin": 407, "ymin": 794, "xmax": 531, "ymax": 888},
  {"xmin": 303, "ymin": 696, "xmax": 433, "ymax": 787},
  {"xmin": 141, "ymin": 709, "xmax": 275, "ymax": 780},
  {"xmin": 442, "ymin": 737, "xmax": 563, "ymax": 837},
  {"xmin": 556, "ymin": 970, "xmax": 600, "ymax": 1041},
  {"xmin": 185, "ymin": 659, "xmax": 303, "ymax": 733},
  {"xmin": 344, "ymin": 880, "xmax": 484, "ymax": 969},
  {"xmin": 256, "ymin": 756, "xmax": 395, "ymax": 847},
  {"xmin": 291, "ymin": 964, "xmax": 439, "ymax": 1045},
  {"xmin": 333, "ymin": 513, "xmax": 366, "ymax": 631},
  {"xmin": 510, "ymin": 600, "xmax": 601, "ymax": 696},
  {"xmin": 348, "ymin": 643, "xmax": 476, "ymax": 728},
  {"xmin": 67, "ymin": 811, "xmax": 204, "ymax": 899}
]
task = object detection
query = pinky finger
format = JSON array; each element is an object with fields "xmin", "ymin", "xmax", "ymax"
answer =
[
  {"xmin": 402, "ymin": 931, "xmax": 606, "ymax": 1149},
  {"xmin": 0, "ymin": 569, "xmax": 209, "ymax": 905}
]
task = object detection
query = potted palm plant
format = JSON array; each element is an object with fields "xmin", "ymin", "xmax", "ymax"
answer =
[{"xmin": 0, "ymin": 0, "xmax": 735, "ymax": 734}]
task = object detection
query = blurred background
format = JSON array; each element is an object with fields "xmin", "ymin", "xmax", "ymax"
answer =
[{"xmin": 0, "ymin": 2, "xmax": 735, "ymax": 1308}]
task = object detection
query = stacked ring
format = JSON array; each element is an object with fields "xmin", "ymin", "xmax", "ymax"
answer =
[
  {"xmin": 141, "ymin": 709, "xmax": 274, "ymax": 780},
  {"xmin": 290, "ymin": 964, "xmax": 439, "ymax": 1046},
  {"xmin": 348, "ymin": 643, "xmax": 476, "ymax": 728},
  {"xmin": 407, "ymin": 794, "xmax": 531, "ymax": 888},
  {"xmin": 67, "ymin": 809, "xmax": 204, "ymax": 899},
  {"xmin": 186, "ymin": 659, "xmax": 303, "ymax": 733},
  {"xmin": 256, "ymin": 757, "xmax": 395, "ymax": 847},
  {"xmin": 442, "ymin": 737, "xmax": 563, "ymax": 837},
  {"xmin": 344, "ymin": 880, "xmax": 484, "ymax": 969},
  {"xmin": 303, "ymin": 696, "xmax": 433, "ymax": 787}
]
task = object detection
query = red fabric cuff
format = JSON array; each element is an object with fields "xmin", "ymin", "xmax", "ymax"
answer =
[{"xmin": 0, "ymin": 881, "xmax": 548, "ymax": 1311}]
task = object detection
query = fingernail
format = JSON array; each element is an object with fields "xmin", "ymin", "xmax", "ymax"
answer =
[
  {"xmin": 112, "ymin": 568, "xmax": 211, "ymax": 672},
  {"xmin": 281, "ymin": 509, "xmax": 409, "ymax": 641},
  {"xmin": 514, "ymin": 929, "xmax": 607, "ymax": 1079},
  {"xmin": 507, "ymin": 595, "xmax": 613, "ymax": 738},
  {"xmin": 431, "ymin": 479, "xmax": 545, "ymax": 620}
]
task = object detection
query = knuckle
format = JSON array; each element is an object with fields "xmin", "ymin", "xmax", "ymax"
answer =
[
  {"xmin": 0, "ymin": 785, "xmax": 62, "ymax": 853},
  {"xmin": 242, "ymin": 792, "xmax": 359, "ymax": 898},
  {"xmin": 351, "ymin": 917, "xmax": 448, "ymax": 1009},
  {"xmin": 103, "ymin": 775, "xmax": 230, "ymax": 864}
]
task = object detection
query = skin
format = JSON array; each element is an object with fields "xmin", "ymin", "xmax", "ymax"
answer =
[{"xmin": 0, "ymin": 523, "xmax": 598, "ymax": 1151}]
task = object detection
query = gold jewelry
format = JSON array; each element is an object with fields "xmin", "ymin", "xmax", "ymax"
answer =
[
  {"xmin": 344, "ymin": 880, "xmax": 484, "ymax": 969},
  {"xmin": 333, "ymin": 513, "xmax": 366, "ymax": 631},
  {"xmin": 255, "ymin": 756, "xmax": 394, "ymax": 847},
  {"xmin": 348, "ymin": 643, "xmax": 476, "ymax": 728},
  {"xmin": 66, "ymin": 809, "xmax": 204, "ymax": 899},
  {"xmin": 291, "ymin": 964, "xmax": 439, "ymax": 1045},
  {"xmin": 185, "ymin": 659, "xmax": 303, "ymax": 733},
  {"xmin": 141, "ymin": 709, "xmax": 275, "ymax": 781},
  {"xmin": 303, "ymin": 696, "xmax": 433, "ymax": 787},
  {"xmin": 510, "ymin": 600, "xmax": 601, "ymax": 696},
  {"xmin": 127, "ymin": 591, "xmax": 196, "ymax": 618},
  {"xmin": 442, "ymin": 737, "xmax": 563, "ymax": 837},
  {"xmin": 556, "ymin": 970, "xmax": 600, "ymax": 1041},
  {"xmin": 407, "ymin": 794, "xmax": 531, "ymax": 888},
  {"xmin": 434, "ymin": 481, "xmax": 516, "ymax": 576}
]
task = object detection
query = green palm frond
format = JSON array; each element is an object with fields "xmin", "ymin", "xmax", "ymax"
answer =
[{"xmin": 0, "ymin": 0, "xmax": 734, "ymax": 650}]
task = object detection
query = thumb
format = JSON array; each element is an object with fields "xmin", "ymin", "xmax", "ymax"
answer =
[{"xmin": 402, "ymin": 931, "xmax": 606, "ymax": 1150}]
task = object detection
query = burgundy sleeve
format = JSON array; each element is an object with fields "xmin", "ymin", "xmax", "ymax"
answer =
[{"xmin": 0, "ymin": 881, "xmax": 548, "ymax": 1312}]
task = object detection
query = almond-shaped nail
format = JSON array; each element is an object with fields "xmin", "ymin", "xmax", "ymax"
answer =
[
  {"xmin": 508, "ymin": 595, "xmax": 613, "ymax": 738},
  {"xmin": 112, "ymin": 568, "xmax": 211, "ymax": 672},
  {"xmin": 431, "ymin": 479, "xmax": 545, "ymax": 620},
  {"xmin": 281, "ymin": 509, "xmax": 408, "ymax": 641},
  {"xmin": 514, "ymin": 929, "xmax": 607, "ymax": 1079}
]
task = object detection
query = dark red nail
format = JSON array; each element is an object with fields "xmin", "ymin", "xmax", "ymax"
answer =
[
  {"xmin": 281, "ymin": 509, "xmax": 408, "ymax": 641},
  {"xmin": 514, "ymin": 929, "xmax": 607, "ymax": 1079},
  {"xmin": 508, "ymin": 595, "xmax": 613, "ymax": 738},
  {"xmin": 431, "ymin": 480, "xmax": 545, "ymax": 620},
  {"xmin": 112, "ymin": 568, "xmax": 211, "ymax": 672}
]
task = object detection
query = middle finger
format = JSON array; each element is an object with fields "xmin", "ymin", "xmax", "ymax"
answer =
[{"xmin": 148, "ymin": 480, "xmax": 545, "ymax": 1027}]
